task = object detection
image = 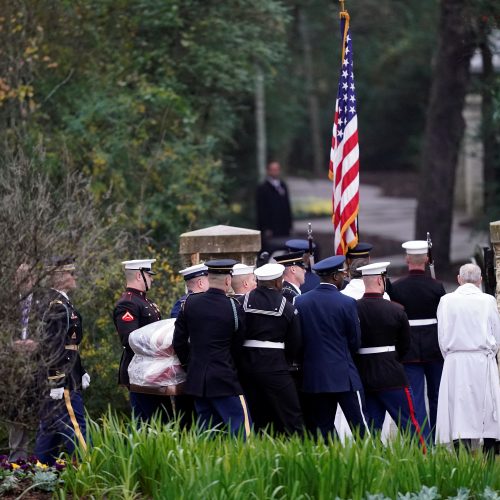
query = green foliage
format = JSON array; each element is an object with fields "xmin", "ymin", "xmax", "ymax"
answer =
[
  {"xmin": 59, "ymin": 413, "xmax": 500, "ymax": 499},
  {"xmin": 0, "ymin": 0, "xmax": 290, "ymax": 244}
]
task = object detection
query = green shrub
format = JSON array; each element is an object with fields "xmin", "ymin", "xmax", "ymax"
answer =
[{"xmin": 59, "ymin": 412, "xmax": 500, "ymax": 499}]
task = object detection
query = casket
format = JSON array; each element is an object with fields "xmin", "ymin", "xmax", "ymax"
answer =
[{"xmin": 128, "ymin": 318, "xmax": 186, "ymax": 396}]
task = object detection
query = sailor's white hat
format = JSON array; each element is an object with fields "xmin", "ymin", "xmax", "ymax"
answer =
[
  {"xmin": 179, "ymin": 263, "xmax": 208, "ymax": 280},
  {"xmin": 254, "ymin": 263, "xmax": 285, "ymax": 280},
  {"xmin": 232, "ymin": 263, "xmax": 255, "ymax": 276}
]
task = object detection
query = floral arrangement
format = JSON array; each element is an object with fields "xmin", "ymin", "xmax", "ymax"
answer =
[{"xmin": 0, "ymin": 455, "xmax": 65, "ymax": 497}]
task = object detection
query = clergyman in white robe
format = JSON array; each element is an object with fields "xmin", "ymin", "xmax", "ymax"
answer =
[{"xmin": 435, "ymin": 263, "xmax": 500, "ymax": 445}]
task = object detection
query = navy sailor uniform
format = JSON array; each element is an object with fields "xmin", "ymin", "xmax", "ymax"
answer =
[{"xmin": 238, "ymin": 287, "xmax": 304, "ymax": 434}]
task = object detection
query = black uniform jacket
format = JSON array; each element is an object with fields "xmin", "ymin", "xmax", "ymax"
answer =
[
  {"xmin": 389, "ymin": 270, "xmax": 446, "ymax": 363},
  {"xmin": 356, "ymin": 293, "xmax": 411, "ymax": 392},
  {"xmin": 239, "ymin": 287, "xmax": 302, "ymax": 373},
  {"xmin": 173, "ymin": 288, "xmax": 245, "ymax": 398},
  {"xmin": 282, "ymin": 281, "xmax": 300, "ymax": 304},
  {"xmin": 39, "ymin": 289, "xmax": 85, "ymax": 391},
  {"xmin": 113, "ymin": 287, "xmax": 161, "ymax": 386}
]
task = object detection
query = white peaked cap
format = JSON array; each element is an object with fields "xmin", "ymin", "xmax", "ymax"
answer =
[
  {"xmin": 254, "ymin": 263, "xmax": 285, "ymax": 280},
  {"xmin": 232, "ymin": 263, "xmax": 255, "ymax": 276},
  {"xmin": 357, "ymin": 261, "xmax": 391, "ymax": 276},
  {"xmin": 179, "ymin": 263, "xmax": 208, "ymax": 280},
  {"xmin": 121, "ymin": 259, "xmax": 156, "ymax": 270},
  {"xmin": 402, "ymin": 240, "xmax": 429, "ymax": 255}
]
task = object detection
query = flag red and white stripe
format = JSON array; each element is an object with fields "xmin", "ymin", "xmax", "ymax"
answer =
[{"xmin": 329, "ymin": 13, "xmax": 359, "ymax": 255}]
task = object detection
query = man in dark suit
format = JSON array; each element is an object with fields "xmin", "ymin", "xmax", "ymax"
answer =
[
  {"xmin": 294, "ymin": 255, "xmax": 368, "ymax": 440},
  {"xmin": 173, "ymin": 259, "xmax": 251, "ymax": 438},
  {"xmin": 256, "ymin": 161, "xmax": 293, "ymax": 252}
]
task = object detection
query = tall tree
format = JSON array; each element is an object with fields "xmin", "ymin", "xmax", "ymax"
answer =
[{"xmin": 415, "ymin": 0, "xmax": 476, "ymax": 267}]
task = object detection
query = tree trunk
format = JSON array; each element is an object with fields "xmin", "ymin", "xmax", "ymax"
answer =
[
  {"xmin": 298, "ymin": 8, "xmax": 323, "ymax": 177},
  {"xmin": 255, "ymin": 66, "xmax": 267, "ymax": 183},
  {"xmin": 415, "ymin": 0, "xmax": 475, "ymax": 267},
  {"xmin": 480, "ymin": 29, "xmax": 497, "ymax": 215}
]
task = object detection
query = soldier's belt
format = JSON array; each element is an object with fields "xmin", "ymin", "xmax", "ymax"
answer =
[
  {"xmin": 65, "ymin": 345, "xmax": 79, "ymax": 351},
  {"xmin": 408, "ymin": 319, "xmax": 437, "ymax": 326},
  {"xmin": 243, "ymin": 340, "xmax": 285, "ymax": 349},
  {"xmin": 358, "ymin": 345, "xmax": 395, "ymax": 355}
]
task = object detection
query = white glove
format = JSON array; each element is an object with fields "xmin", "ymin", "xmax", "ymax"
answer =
[
  {"xmin": 82, "ymin": 372, "xmax": 91, "ymax": 390},
  {"xmin": 50, "ymin": 387, "xmax": 65, "ymax": 400}
]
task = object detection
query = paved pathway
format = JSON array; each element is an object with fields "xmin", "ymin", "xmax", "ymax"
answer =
[{"xmin": 288, "ymin": 176, "xmax": 488, "ymax": 286}]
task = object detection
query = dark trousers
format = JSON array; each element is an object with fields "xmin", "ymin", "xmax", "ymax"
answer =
[
  {"xmin": 174, "ymin": 395, "xmax": 197, "ymax": 430},
  {"xmin": 305, "ymin": 391, "xmax": 368, "ymax": 440},
  {"xmin": 35, "ymin": 390, "xmax": 86, "ymax": 465},
  {"xmin": 194, "ymin": 395, "xmax": 251, "ymax": 439},
  {"xmin": 241, "ymin": 369, "xmax": 304, "ymax": 435},
  {"xmin": 130, "ymin": 391, "xmax": 173, "ymax": 423},
  {"xmin": 365, "ymin": 387, "xmax": 428, "ymax": 449},
  {"xmin": 404, "ymin": 361, "xmax": 443, "ymax": 438}
]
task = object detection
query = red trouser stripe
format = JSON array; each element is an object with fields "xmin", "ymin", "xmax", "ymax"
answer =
[{"xmin": 403, "ymin": 387, "xmax": 427, "ymax": 454}]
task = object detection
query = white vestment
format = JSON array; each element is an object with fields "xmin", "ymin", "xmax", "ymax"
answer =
[{"xmin": 435, "ymin": 283, "xmax": 500, "ymax": 444}]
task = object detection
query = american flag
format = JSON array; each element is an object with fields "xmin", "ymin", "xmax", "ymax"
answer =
[{"xmin": 329, "ymin": 14, "xmax": 359, "ymax": 255}]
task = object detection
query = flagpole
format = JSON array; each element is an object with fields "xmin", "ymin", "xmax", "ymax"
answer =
[
  {"xmin": 338, "ymin": 1, "xmax": 350, "ymax": 63},
  {"xmin": 338, "ymin": 0, "xmax": 359, "ymax": 248}
]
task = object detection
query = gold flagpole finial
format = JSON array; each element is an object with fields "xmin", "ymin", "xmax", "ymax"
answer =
[{"xmin": 339, "ymin": 0, "xmax": 346, "ymax": 13}]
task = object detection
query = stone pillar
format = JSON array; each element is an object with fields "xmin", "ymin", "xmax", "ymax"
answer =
[
  {"xmin": 179, "ymin": 225, "xmax": 261, "ymax": 266},
  {"xmin": 490, "ymin": 221, "xmax": 500, "ymax": 304},
  {"xmin": 490, "ymin": 221, "xmax": 500, "ymax": 369},
  {"xmin": 455, "ymin": 94, "xmax": 484, "ymax": 216}
]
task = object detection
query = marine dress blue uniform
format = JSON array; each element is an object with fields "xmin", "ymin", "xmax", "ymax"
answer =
[
  {"xmin": 355, "ymin": 262, "xmax": 428, "ymax": 450},
  {"xmin": 389, "ymin": 241, "xmax": 446, "ymax": 437}
]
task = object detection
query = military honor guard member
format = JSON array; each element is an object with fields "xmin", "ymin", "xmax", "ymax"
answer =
[
  {"xmin": 170, "ymin": 263, "xmax": 209, "ymax": 318},
  {"xmin": 113, "ymin": 259, "xmax": 170, "ymax": 421},
  {"xmin": 231, "ymin": 263, "xmax": 257, "ymax": 300},
  {"xmin": 173, "ymin": 260, "xmax": 251, "ymax": 438},
  {"xmin": 285, "ymin": 239, "xmax": 320, "ymax": 293},
  {"xmin": 435, "ymin": 263, "xmax": 500, "ymax": 453},
  {"xmin": 342, "ymin": 242, "xmax": 373, "ymax": 290},
  {"xmin": 355, "ymin": 262, "xmax": 427, "ymax": 449},
  {"xmin": 35, "ymin": 258, "xmax": 89, "ymax": 465},
  {"xmin": 342, "ymin": 258, "xmax": 390, "ymax": 300},
  {"xmin": 238, "ymin": 263, "xmax": 304, "ymax": 435},
  {"xmin": 274, "ymin": 251, "xmax": 306, "ymax": 303},
  {"xmin": 294, "ymin": 255, "xmax": 368, "ymax": 440},
  {"xmin": 389, "ymin": 241, "xmax": 446, "ymax": 437}
]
